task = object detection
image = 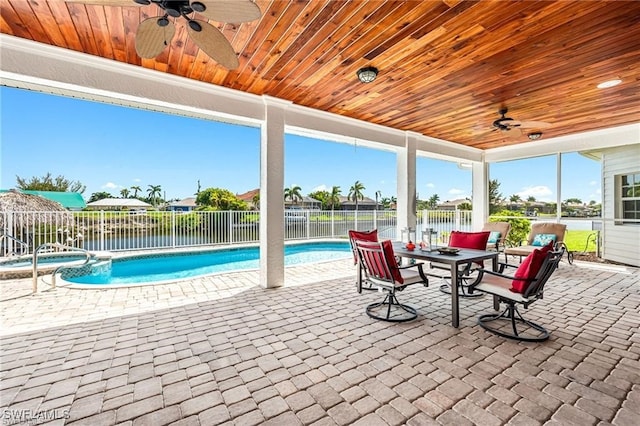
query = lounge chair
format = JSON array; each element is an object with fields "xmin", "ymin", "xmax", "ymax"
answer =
[
  {"xmin": 504, "ymin": 222, "xmax": 566, "ymax": 264},
  {"xmin": 482, "ymin": 221, "xmax": 511, "ymax": 253}
]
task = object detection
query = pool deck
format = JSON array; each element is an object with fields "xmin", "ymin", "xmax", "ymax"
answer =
[{"xmin": 1, "ymin": 258, "xmax": 639, "ymax": 425}]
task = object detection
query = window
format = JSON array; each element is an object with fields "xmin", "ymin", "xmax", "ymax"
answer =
[{"xmin": 619, "ymin": 172, "xmax": 640, "ymax": 224}]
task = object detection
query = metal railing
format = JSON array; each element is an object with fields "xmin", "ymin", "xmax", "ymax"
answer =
[
  {"xmin": 2, "ymin": 209, "xmax": 604, "ymax": 255},
  {"xmin": 32, "ymin": 243, "xmax": 91, "ymax": 293},
  {"xmin": 0, "ymin": 233, "xmax": 29, "ymax": 256}
]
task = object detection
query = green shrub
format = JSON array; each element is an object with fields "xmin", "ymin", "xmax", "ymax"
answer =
[{"xmin": 490, "ymin": 210, "xmax": 531, "ymax": 247}]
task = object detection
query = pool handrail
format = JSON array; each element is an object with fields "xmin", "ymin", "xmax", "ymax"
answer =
[
  {"xmin": 32, "ymin": 243, "xmax": 92, "ymax": 293},
  {"xmin": 1, "ymin": 233, "xmax": 29, "ymax": 257}
]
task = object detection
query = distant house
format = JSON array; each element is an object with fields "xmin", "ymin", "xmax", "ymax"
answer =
[
  {"xmin": 437, "ymin": 198, "xmax": 470, "ymax": 210},
  {"xmin": 166, "ymin": 197, "xmax": 197, "ymax": 212},
  {"xmin": 338, "ymin": 195, "xmax": 378, "ymax": 211},
  {"xmin": 236, "ymin": 189, "xmax": 260, "ymax": 210},
  {"xmin": 286, "ymin": 196, "xmax": 321, "ymax": 210},
  {"xmin": 86, "ymin": 198, "xmax": 152, "ymax": 211},
  {"xmin": 237, "ymin": 189, "xmax": 322, "ymax": 210},
  {"xmin": 0, "ymin": 189, "xmax": 86, "ymax": 210}
]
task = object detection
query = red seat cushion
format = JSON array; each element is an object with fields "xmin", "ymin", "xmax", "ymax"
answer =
[
  {"xmin": 511, "ymin": 241, "xmax": 554, "ymax": 293},
  {"xmin": 348, "ymin": 229, "xmax": 378, "ymax": 263},
  {"xmin": 382, "ymin": 240, "xmax": 404, "ymax": 284}
]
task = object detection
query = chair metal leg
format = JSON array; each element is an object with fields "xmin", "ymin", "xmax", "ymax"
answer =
[
  {"xmin": 478, "ymin": 302, "xmax": 549, "ymax": 342},
  {"xmin": 366, "ymin": 291, "xmax": 417, "ymax": 322},
  {"xmin": 438, "ymin": 272, "xmax": 484, "ymax": 298}
]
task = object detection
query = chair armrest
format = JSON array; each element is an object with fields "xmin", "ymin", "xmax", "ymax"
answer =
[
  {"xmin": 397, "ymin": 261, "xmax": 425, "ymax": 270},
  {"xmin": 394, "ymin": 262, "xmax": 430, "ymax": 285},
  {"xmin": 469, "ymin": 267, "xmax": 528, "ymax": 286}
]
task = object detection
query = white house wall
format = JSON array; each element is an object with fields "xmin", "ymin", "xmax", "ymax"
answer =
[{"xmin": 602, "ymin": 145, "xmax": 640, "ymax": 267}]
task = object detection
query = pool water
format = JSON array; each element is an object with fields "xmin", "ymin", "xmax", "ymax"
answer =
[{"xmin": 64, "ymin": 241, "xmax": 351, "ymax": 285}]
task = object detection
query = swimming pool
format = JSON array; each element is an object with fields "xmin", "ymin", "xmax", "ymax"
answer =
[{"xmin": 62, "ymin": 241, "xmax": 351, "ymax": 286}]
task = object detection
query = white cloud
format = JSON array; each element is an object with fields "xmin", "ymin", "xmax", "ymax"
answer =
[
  {"xmin": 312, "ymin": 184, "xmax": 328, "ymax": 192},
  {"xmin": 133, "ymin": 178, "xmax": 142, "ymax": 183},
  {"xmin": 448, "ymin": 188, "xmax": 465, "ymax": 195},
  {"xmin": 589, "ymin": 180, "xmax": 597, "ymax": 186},
  {"xmin": 102, "ymin": 182, "xmax": 119, "ymax": 190},
  {"xmin": 517, "ymin": 185, "xmax": 553, "ymax": 201},
  {"xmin": 425, "ymin": 183, "xmax": 435, "ymax": 188}
]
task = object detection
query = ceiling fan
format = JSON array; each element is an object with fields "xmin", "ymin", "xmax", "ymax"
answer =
[
  {"xmin": 492, "ymin": 107, "xmax": 551, "ymax": 140},
  {"xmin": 66, "ymin": 0, "xmax": 262, "ymax": 69}
]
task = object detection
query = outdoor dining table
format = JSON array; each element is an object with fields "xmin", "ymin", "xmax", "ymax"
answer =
[{"xmin": 392, "ymin": 242, "xmax": 500, "ymax": 328}]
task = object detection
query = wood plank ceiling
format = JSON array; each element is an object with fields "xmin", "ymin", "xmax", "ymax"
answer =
[{"xmin": 1, "ymin": 0, "xmax": 639, "ymax": 150}]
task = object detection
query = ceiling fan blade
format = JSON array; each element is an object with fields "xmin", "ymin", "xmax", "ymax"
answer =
[
  {"xmin": 514, "ymin": 120, "xmax": 552, "ymax": 129},
  {"xmin": 65, "ymin": 0, "xmax": 140, "ymax": 6},
  {"xmin": 135, "ymin": 17, "xmax": 175, "ymax": 58},
  {"xmin": 503, "ymin": 127, "xmax": 522, "ymax": 139},
  {"xmin": 188, "ymin": 20, "xmax": 239, "ymax": 69},
  {"xmin": 194, "ymin": 0, "xmax": 262, "ymax": 23}
]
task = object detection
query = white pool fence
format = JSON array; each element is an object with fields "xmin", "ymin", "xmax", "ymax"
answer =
[{"xmin": 1, "ymin": 209, "xmax": 600, "ymax": 256}]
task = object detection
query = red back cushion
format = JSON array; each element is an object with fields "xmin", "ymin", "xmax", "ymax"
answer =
[
  {"xmin": 448, "ymin": 231, "xmax": 491, "ymax": 250},
  {"xmin": 511, "ymin": 241, "xmax": 554, "ymax": 293},
  {"xmin": 348, "ymin": 229, "xmax": 378, "ymax": 263},
  {"xmin": 449, "ymin": 231, "xmax": 491, "ymax": 267},
  {"xmin": 381, "ymin": 240, "xmax": 403, "ymax": 284}
]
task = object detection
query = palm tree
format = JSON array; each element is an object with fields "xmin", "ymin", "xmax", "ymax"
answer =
[
  {"xmin": 284, "ymin": 185, "xmax": 302, "ymax": 205},
  {"xmin": 252, "ymin": 192, "xmax": 260, "ymax": 210},
  {"xmin": 509, "ymin": 194, "xmax": 522, "ymax": 203},
  {"xmin": 120, "ymin": 188, "xmax": 130, "ymax": 198},
  {"xmin": 380, "ymin": 197, "xmax": 391, "ymax": 210},
  {"xmin": 131, "ymin": 185, "xmax": 142, "ymax": 198},
  {"xmin": 147, "ymin": 184, "xmax": 162, "ymax": 207},
  {"xmin": 428, "ymin": 194, "xmax": 440, "ymax": 209},
  {"xmin": 348, "ymin": 180, "xmax": 365, "ymax": 211},
  {"xmin": 328, "ymin": 186, "xmax": 341, "ymax": 211}
]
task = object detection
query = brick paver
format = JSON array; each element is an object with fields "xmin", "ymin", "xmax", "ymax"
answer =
[{"xmin": 1, "ymin": 258, "xmax": 638, "ymax": 425}]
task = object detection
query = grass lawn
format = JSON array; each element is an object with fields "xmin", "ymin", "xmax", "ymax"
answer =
[{"xmin": 564, "ymin": 229, "xmax": 599, "ymax": 253}]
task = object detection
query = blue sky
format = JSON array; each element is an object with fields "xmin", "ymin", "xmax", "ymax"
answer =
[{"xmin": 1, "ymin": 87, "xmax": 601, "ymax": 204}]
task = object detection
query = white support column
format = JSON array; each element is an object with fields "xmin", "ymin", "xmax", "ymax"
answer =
[
  {"xmin": 556, "ymin": 153, "xmax": 562, "ymax": 223},
  {"xmin": 397, "ymin": 132, "xmax": 418, "ymax": 236},
  {"xmin": 472, "ymin": 160, "xmax": 489, "ymax": 230},
  {"xmin": 260, "ymin": 96, "xmax": 290, "ymax": 289}
]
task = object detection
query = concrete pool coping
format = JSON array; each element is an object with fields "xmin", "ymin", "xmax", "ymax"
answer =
[{"xmin": 27, "ymin": 239, "xmax": 353, "ymax": 289}]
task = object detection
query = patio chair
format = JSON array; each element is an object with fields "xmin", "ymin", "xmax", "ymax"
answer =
[
  {"xmin": 482, "ymin": 221, "xmax": 511, "ymax": 253},
  {"xmin": 431, "ymin": 230, "xmax": 491, "ymax": 298},
  {"xmin": 469, "ymin": 242, "xmax": 563, "ymax": 342},
  {"xmin": 354, "ymin": 239, "xmax": 429, "ymax": 322},
  {"xmin": 348, "ymin": 229, "xmax": 378, "ymax": 292},
  {"xmin": 504, "ymin": 222, "xmax": 566, "ymax": 264}
]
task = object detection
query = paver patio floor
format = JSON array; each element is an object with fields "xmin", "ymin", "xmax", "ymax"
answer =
[{"xmin": 1, "ymin": 258, "xmax": 639, "ymax": 425}]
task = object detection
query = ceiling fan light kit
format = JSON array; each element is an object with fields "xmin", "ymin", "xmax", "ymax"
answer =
[
  {"xmin": 357, "ymin": 66, "xmax": 378, "ymax": 83},
  {"xmin": 527, "ymin": 132, "xmax": 543, "ymax": 140},
  {"xmin": 492, "ymin": 107, "xmax": 551, "ymax": 140}
]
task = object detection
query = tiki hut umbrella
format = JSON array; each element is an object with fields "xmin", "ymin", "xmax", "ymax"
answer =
[{"xmin": 0, "ymin": 190, "xmax": 73, "ymax": 249}]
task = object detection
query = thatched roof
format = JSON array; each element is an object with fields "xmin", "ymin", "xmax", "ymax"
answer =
[
  {"xmin": 0, "ymin": 190, "xmax": 70, "ymax": 230},
  {"xmin": 0, "ymin": 190, "xmax": 67, "ymax": 211}
]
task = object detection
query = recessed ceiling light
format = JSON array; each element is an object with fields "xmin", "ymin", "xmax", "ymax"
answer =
[{"xmin": 597, "ymin": 79, "xmax": 622, "ymax": 89}]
